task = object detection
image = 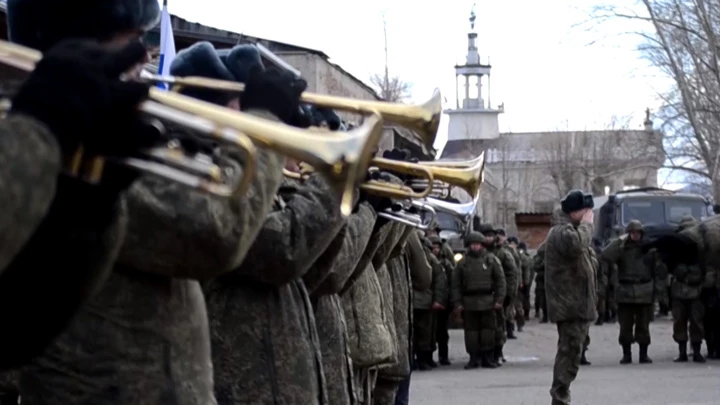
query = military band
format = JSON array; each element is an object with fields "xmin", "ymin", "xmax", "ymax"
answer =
[{"xmin": 0, "ymin": 1, "xmax": 720, "ymax": 405}]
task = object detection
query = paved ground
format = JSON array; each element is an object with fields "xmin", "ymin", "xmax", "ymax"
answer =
[{"xmin": 409, "ymin": 316, "xmax": 718, "ymax": 405}]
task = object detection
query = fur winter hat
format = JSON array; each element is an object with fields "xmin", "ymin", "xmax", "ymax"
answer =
[
  {"xmin": 169, "ymin": 42, "xmax": 238, "ymax": 106},
  {"xmin": 217, "ymin": 45, "xmax": 264, "ymax": 84},
  {"xmin": 7, "ymin": 0, "xmax": 161, "ymax": 51}
]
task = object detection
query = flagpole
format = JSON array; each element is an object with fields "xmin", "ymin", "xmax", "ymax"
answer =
[{"xmin": 157, "ymin": 0, "xmax": 175, "ymax": 89}]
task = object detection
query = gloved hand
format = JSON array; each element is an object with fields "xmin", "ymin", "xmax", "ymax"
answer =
[
  {"xmin": 359, "ymin": 170, "xmax": 393, "ymax": 213},
  {"xmin": 241, "ymin": 67, "xmax": 308, "ymax": 126},
  {"xmin": 381, "ymin": 148, "xmax": 420, "ymax": 182},
  {"xmin": 11, "ymin": 39, "xmax": 158, "ymax": 157}
]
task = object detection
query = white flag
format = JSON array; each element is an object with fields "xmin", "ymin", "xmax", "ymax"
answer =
[{"xmin": 157, "ymin": 0, "xmax": 175, "ymax": 90}]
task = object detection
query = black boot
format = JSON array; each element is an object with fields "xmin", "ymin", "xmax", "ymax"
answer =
[
  {"xmin": 481, "ymin": 351, "xmax": 498, "ymax": 368},
  {"xmin": 493, "ymin": 346, "xmax": 503, "ymax": 366},
  {"xmin": 464, "ymin": 354, "xmax": 480, "ymax": 370},
  {"xmin": 692, "ymin": 342, "xmax": 706, "ymax": 363},
  {"xmin": 540, "ymin": 313, "xmax": 548, "ymax": 323},
  {"xmin": 674, "ymin": 342, "xmax": 688, "ymax": 362},
  {"xmin": 416, "ymin": 352, "xmax": 431, "ymax": 370},
  {"xmin": 595, "ymin": 317, "xmax": 604, "ymax": 326},
  {"xmin": 620, "ymin": 344, "xmax": 632, "ymax": 364},
  {"xmin": 426, "ymin": 352, "xmax": 438, "ymax": 368},
  {"xmin": 506, "ymin": 322, "xmax": 517, "ymax": 339},
  {"xmin": 706, "ymin": 340, "xmax": 716, "ymax": 359},
  {"xmin": 639, "ymin": 344, "xmax": 653, "ymax": 364},
  {"xmin": 580, "ymin": 348, "xmax": 591, "ymax": 365},
  {"xmin": 439, "ymin": 344, "xmax": 451, "ymax": 365}
]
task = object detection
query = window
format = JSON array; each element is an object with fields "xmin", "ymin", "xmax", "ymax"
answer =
[
  {"xmin": 432, "ymin": 211, "xmax": 464, "ymax": 233},
  {"xmin": 620, "ymin": 198, "xmax": 709, "ymax": 226}
]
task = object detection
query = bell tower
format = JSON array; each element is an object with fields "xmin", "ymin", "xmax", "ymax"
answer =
[{"xmin": 444, "ymin": 5, "xmax": 502, "ymax": 143}]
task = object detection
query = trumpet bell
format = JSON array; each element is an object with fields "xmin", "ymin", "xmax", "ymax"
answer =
[{"xmin": 415, "ymin": 153, "xmax": 485, "ymax": 201}]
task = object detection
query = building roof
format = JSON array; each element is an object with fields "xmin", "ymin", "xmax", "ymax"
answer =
[{"xmin": 148, "ymin": 14, "xmax": 380, "ymax": 100}]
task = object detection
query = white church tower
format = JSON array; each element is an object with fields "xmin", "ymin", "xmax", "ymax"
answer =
[{"xmin": 444, "ymin": 6, "xmax": 502, "ymax": 145}]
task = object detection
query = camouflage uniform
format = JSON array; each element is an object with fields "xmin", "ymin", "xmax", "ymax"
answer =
[
  {"xmin": 374, "ymin": 229, "xmax": 433, "ymax": 405},
  {"xmin": 545, "ymin": 209, "xmax": 597, "ymax": 405},
  {"xmin": 302, "ymin": 202, "xmax": 377, "ymax": 405},
  {"xmin": 341, "ymin": 219, "xmax": 401, "ymax": 405},
  {"xmin": 593, "ymin": 242, "xmax": 608, "ymax": 326},
  {"xmin": 429, "ymin": 237, "xmax": 455, "ymax": 365},
  {"xmin": 533, "ymin": 244, "xmax": 548, "ymax": 322},
  {"xmin": 602, "ymin": 220, "xmax": 663, "ymax": 364},
  {"xmin": 451, "ymin": 232, "xmax": 506, "ymax": 369},
  {"xmin": 18, "ymin": 134, "xmax": 285, "ymax": 405},
  {"xmin": 666, "ymin": 216, "xmax": 706, "ymax": 362},
  {"xmin": 0, "ymin": 115, "xmax": 60, "ymax": 274},
  {"xmin": 519, "ymin": 247, "xmax": 533, "ymax": 322},
  {"xmin": 493, "ymin": 244, "xmax": 519, "ymax": 342},
  {"xmin": 203, "ymin": 174, "xmax": 348, "ymax": 405},
  {"xmin": 412, "ymin": 239, "xmax": 448, "ymax": 370}
]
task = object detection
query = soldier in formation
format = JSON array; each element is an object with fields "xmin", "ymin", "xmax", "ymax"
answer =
[
  {"xmin": 451, "ymin": 231, "xmax": 506, "ymax": 369},
  {"xmin": 429, "ymin": 236, "xmax": 455, "ymax": 366},
  {"xmin": 601, "ymin": 220, "xmax": 664, "ymax": 364},
  {"xmin": 506, "ymin": 236, "xmax": 527, "ymax": 331},
  {"xmin": 518, "ymin": 242, "xmax": 533, "ymax": 323},
  {"xmin": 533, "ymin": 242, "xmax": 549, "ymax": 323}
]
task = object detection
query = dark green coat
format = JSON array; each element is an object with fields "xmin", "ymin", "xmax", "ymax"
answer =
[
  {"xmin": 602, "ymin": 236, "xmax": 663, "ymax": 305},
  {"xmin": 451, "ymin": 249, "xmax": 506, "ymax": 311},
  {"xmin": 490, "ymin": 245, "xmax": 518, "ymax": 297},
  {"xmin": 413, "ymin": 248, "xmax": 448, "ymax": 309},
  {"xmin": 533, "ymin": 243, "xmax": 546, "ymax": 290},
  {"xmin": 545, "ymin": 209, "xmax": 597, "ymax": 323}
]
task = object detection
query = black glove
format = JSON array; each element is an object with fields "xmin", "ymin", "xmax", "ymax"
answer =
[
  {"xmin": 241, "ymin": 67, "xmax": 307, "ymax": 126},
  {"xmin": 288, "ymin": 105, "xmax": 313, "ymax": 129},
  {"xmin": 359, "ymin": 170, "xmax": 393, "ymax": 213},
  {"xmin": 11, "ymin": 39, "xmax": 158, "ymax": 157}
]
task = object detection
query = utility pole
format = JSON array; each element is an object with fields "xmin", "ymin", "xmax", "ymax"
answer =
[{"xmin": 383, "ymin": 11, "xmax": 389, "ymax": 99}]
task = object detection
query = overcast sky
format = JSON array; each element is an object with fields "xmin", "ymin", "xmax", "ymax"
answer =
[{"xmin": 164, "ymin": 0, "xmax": 678, "ymax": 184}]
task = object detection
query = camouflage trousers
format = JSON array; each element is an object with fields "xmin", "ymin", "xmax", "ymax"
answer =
[
  {"xmin": 372, "ymin": 379, "xmax": 399, "ymax": 405},
  {"xmin": 514, "ymin": 293, "xmax": 525, "ymax": 329},
  {"xmin": 463, "ymin": 310, "xmax": 496, "ymax": 354},
  {"xmin": 550, "ymin": 321, "xmax": 590, "ymax": 405},
  {"xmin": 496, "ymin": 303, "xmax": 508, "ymax": 346},
  {"xmin": 413, "ymin": 309, "xmax": 436, "ymax": 353},
  {"xmin": 672, "ymin": 298, "xmax": 705, "ymax": 344},
  {"xmin": 596, "ymin": 293, "xmax": 606, "ymax": 320},
  {"xmin": 535, "ymin": 287, "xmax": 546, "ymax": 317},
  {"xmin": 617, "ymin": 303, "xmax": 652, "ymax": 346}
]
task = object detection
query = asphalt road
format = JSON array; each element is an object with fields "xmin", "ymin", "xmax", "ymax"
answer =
[{"xmin": 409, "ymin": 316, "xmax": 718, "ymax": 405}]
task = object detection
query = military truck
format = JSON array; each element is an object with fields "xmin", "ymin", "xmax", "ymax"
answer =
[{"xmin": 592, "ymin": 187, "xmax": 712, "ymax": 247}]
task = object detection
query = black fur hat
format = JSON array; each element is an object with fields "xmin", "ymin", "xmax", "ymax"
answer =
[
  {"xmin": 507, "ymin": 236, "xmax": 518, "ymax": 244},
  {"xmin": 7, "ymin": 0, "xmax": 161, "ymax": 51},
  {"xmin": 170, "ymin": 42, "xmax": 237, "ymax": 106},
  {"xmin": 217, "ymin": 45, "xmax": 265, "ymax": 84}
]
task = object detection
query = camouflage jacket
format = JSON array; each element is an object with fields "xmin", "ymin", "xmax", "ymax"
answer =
[
  {"xmin": 451, "ymin": 249, "xmax": 506, "ymax": 311},
  {"xmin": 204, "ymin": 174, "xmax": 346, "ymax": 405},
  {"xmin": 341, "ymin": 220, "xmax": 397, "ymax": 369},
  {"xmin": 520, "ymin": 251, "xmax": 533, "ymax": 287},
  {"xmin": 545, "ymin": 209, "xmax": 597, "ymax": 323},
  {"xmin": 489, "ymin": 245, "xmax": 518, "ymax": 297},
  {"xmin": 0, "ymin": 115, "xmax": 61, "ymax": 273},
  {"xmin": 677, "ymin": 216, "xmax": 720, "ymax": 290},
  {"xmin": 379, "ymin": 226, "xmax": 423, "ymax": 382},
  {"xmin": 303, "ymin": 203, "xmax": 376, "ymax": 405},
  {"xmin": 17, "ymin": 109, "xmax": 287, "ymax": 404},
  {"xmin": 602, "ymin": 236, "xmax": 662, "ymax": 304},
  {"xmin": 413, "ymin": 246, "xmax": 448, "ymax": 309}
]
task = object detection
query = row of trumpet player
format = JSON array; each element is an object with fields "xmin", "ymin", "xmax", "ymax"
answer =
[
  {"xmin": 0, "ymin": 39, "xmax": 444, "ymax": 217},
  {"xmin": 0, "ymin": 39, "xmax": 483, "ymax": 227}
]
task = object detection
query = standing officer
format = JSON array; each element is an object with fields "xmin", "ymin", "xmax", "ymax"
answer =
[
  {"xmin": 545, "ymin": 190, "xmax": 597, "ymax": 405},
  {"xmin": 518, "ymin": 242, "xmax": 533, "ymax": 322},
  {"xmin": 602, "ymin": 220, "xmax": 663, "ymax": 364},
  {"xmin": 669, "ymin": 215, "xmax": 706, "ymax": 363},
  {"xmin": 451, "ymin": 231, "xmax": 506, "ymax": 369}
]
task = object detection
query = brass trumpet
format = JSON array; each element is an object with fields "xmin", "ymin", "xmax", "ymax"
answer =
[
  {"xmin": 141, "ymin": 72, "xmax": 441, "ymax": 150},
  {"xmin": 412, "ymin": 154, "xmax": 486, "ymax": 202},
  {"xmin": 0, "ymin": 40, "xmax": 385, "ymax": 215}
]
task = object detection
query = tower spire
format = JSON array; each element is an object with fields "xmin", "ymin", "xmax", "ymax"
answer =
[{"xmin": 470, "ymin": 3, "xmax": 476, "ymax": 30}]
